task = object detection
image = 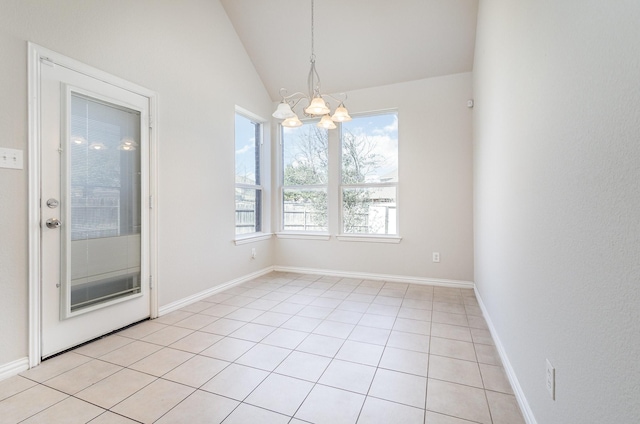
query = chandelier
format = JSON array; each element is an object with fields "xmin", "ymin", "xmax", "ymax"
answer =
[{"xmin": 272, "ymin": 0, "xmax": 351, "ymax": 129}]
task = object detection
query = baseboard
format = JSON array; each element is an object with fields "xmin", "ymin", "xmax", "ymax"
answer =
[
  {"xmin": 158, "ymin": 266, "xmax": 275, "ymax": 316},
  {"xmin": 0, "ymin": 357, "xmax": 29, "ymax": 382},
  {"xmin": 274, "ymin": 265, "xmax": 474, "ymax": 289},
  {"xmin": 159, "ymin": 265, "xmax": 472, "ymax": 316},
  {"xmin": 474, "ymin": 287, "xmax": 538, "ymax": 424}
]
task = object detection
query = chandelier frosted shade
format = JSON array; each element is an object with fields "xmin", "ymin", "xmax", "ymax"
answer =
[
  {"xmin": 331, "ymin": 104, "xmax": 352, "ymax": 122},
  {"xmin": 318, "ymin": 114, "xmax": 337, "ymax": 129},
  {"xmin": 282, "ymin": 115, "xmax": 303, "ymax": 127},
  {"xmin": 272, "ymin": 102, "xmax": 296, "ymax": 119},
  {"xmin": 304, "ymin": 96, "xmax": 331, "ymax": 115}
]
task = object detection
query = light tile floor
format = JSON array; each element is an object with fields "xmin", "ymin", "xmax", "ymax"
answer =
[{"xmin": 0, "ymin": 272, "xmax": 526, "ymax": 424}]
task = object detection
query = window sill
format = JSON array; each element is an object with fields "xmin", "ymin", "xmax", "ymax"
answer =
[
  {"xmin": 234, "ymin": 233, "xmax": 273, "ymax": 245},
  {"xmin": 276, "ymin": 232, "xmax": 331, "ymax": 241},
  {"xmin": 336, "ymin": 234, "xmax": 402, "ymax": 244}
]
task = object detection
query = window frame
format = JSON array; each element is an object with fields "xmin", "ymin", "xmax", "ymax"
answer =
[
  {"xmin": 338, "ymin": 110, "xmax": 400, "ymax": 241},
  {"xmin": 277, "ymin": 109, "xmax": 401, "ymax": 243},
  {"xmin": 234, "ymin": 107, "xmax": 266, "ymax": 241},
  {"xmin": 279, "ymin": 119, "xmax": 330, "ymax": 236}
]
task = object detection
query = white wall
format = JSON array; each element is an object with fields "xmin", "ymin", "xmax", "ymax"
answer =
[
  {"xmin": 0, "ymin": 0, "xmax": 274, "ymax": 366},
  {"xmin": 473, "ymin": 1, "xmax": 640, "ymax": 423},
  {"xmin": 275, "ymin": 73, "xmax": 474, "ymax": 283}
]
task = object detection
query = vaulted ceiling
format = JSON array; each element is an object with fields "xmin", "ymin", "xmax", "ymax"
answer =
[{"xmin": 220, "ymin": 0, "xmax": 479, "ymax": 101}]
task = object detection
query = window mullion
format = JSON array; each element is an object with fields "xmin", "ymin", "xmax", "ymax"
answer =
[
  {"xmin": 281, "ymin": 184, "xmax": 327, "ymax": 190},
  {"xmin": 327, "ymin": 126, "xmax": 340, "ymax": 235},
  {"xmin": 236, "ymin": 182, "xmax": 262, "ymax": 190},
  {"xmin": 341, "ymin": 182, "xmax": 398, "ymax": 189}
]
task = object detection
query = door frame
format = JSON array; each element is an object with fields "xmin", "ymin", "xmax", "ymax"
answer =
[{"xmin": 27, "ymin": 42, "xmax": 159, "ymax": 368}]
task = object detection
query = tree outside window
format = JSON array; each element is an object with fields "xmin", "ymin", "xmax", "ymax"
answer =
[
  {"xmin": 279, "ymin": 111, "xmax": 398, "ymax": 236},
  {"xmin": 341, "ymin": 112, "xmax": 398, "ymax": 235},
  {"xmin": 282, "ymin": 123, "xmax": 328, "ymax": 231}
]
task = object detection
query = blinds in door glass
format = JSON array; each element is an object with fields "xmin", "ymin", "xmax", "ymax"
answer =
[
  {"xmin": 69, "ymin": 94, "xmax": 141, "ymax": 241},
  {"xmin": 67, "ymin": 93, "xmax": 142, "ymax": 312}
]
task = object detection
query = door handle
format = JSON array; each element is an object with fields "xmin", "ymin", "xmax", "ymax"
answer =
[{"xmin": 45, "ymin": 218, "xmax": 62, "ymax": 229}]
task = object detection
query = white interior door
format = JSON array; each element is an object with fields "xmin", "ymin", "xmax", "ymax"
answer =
[{"xmin": 40, "ymin": 60, "xmax": 151, "ymax": 358}]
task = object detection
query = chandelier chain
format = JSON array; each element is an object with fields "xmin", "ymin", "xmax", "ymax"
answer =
[
  {"xmin": 310, "ymin": 0, "xmax": 315, "ymax": 61},
  {"xmin": 273, "ymin": 0, "xmax": 350, "ymax": 128},
  {"xmin": 308, "ymin": 0, "xmax": 320, "ymax": 98}
]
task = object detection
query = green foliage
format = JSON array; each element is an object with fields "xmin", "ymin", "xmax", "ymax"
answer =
[
  {"xmin": 283, "ymin": 126, "xmax": 328, "ymax": 186},
  {"xmin": 283, "ymin": 189, "xmax": 327, "ymax": 231},
  {"xmin": 282, "ymin": 124, "xmax": 388, "ymax": 233},
  {"xmin": 341, "ymin": 129, "xmax": 386, "ymax": 233},
  {"xmin": 282, "ymin": 126, "xmax": 329, "ymax": 230}
]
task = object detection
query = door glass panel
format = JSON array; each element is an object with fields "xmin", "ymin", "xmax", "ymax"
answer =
[{"xmin": 65, "ymin": 93, "xmax": 141, "ymax": 314}]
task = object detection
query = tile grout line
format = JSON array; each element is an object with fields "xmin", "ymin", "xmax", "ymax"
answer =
[
  {"xmin": 425, "ymin": 298, "xmax": 434, "ymax": 419},
  {"xmin": 354, "ymin": 283, "xmax": 406, "ymax": 423},
  {"xmin": 279, "ymin": 282, "xmax": 358, "ymax": 422},
  {"xmin": 5, "ymin": 273, "xmax": 515, "ymax": 424},
  {"xmin": 197, "ymin": 275, "xmax": 355, "ymax": 422}
]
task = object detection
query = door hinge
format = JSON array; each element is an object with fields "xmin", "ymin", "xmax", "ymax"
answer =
[
  {"xmin": 149, "ymin": 275, "xmax": 153, "ymax": 289},
  {"xmin": 58, "ymin": 146, "xmax": 63, "ymax": 153},
  {"xmin": 148, "ymin": 115, "xmax": 154, "ymax": 129},
  {"xmin": 149, "ymin": 195, "xmax": 154, "ymax": 209}
]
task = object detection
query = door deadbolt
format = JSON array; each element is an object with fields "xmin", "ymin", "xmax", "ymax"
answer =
[
  {"xmin": 46, "ymin": 198, "xmax": 59, "ymax": 209},
  {"xmin": 45, "ymin": 218, "xmax": 61, "ymax": 229}
]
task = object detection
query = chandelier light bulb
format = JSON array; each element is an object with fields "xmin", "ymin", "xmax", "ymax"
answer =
[
  {"xmin": 318, "ymin": 114, "xmax": 337, "ymax": 129},
  {"xmin": 282, "ymin": 115, "xmax": 303, "ymax": 127},
  {"xmin": 305, "ymin": 96, "xmax": 330, "ymax": 115},
  {"xmin": 331, "ymin": 104, "xmax": 352, "ymax": 122}
]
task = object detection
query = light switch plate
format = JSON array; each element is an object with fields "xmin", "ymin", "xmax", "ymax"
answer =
[
  {"xmin": 0, "ymin": 148, "xmax": 24, "ymax": 170},
  {"xmin": 546, "ymin": 359, "xmax": 555, "ymax": 400}
]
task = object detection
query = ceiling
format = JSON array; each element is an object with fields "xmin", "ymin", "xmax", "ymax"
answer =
[{"xmin": 220, "ymin": 0, "xmax": 479, "ymax": 101}]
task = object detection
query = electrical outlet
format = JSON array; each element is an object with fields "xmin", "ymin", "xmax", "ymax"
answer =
[
  {"xmin": 432, "ymin": 252, "xmax": 440, "ymax": 263},
  {"xmin": 251, "ymin": 248, "xmax": 256, "ymax": 259},
  {"xmin": 546, "ymin": 359, "xmax": 555, "ymax": 400}
]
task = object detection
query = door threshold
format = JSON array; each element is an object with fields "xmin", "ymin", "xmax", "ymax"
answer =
[{"xmin": 41, "ymin": 317, "xmax": 150, "ymax": 361}]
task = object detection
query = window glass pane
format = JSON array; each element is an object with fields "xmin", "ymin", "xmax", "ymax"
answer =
[
  {"xmin": 70, "ymin": 94, "xmax": 141, "ymax": 241},
  {"xmin": 235, "ymin": 111, "xmax": 262, "ymax": 236},
  {"xmin": 235, "ymin": 187, "xmax": 262, "ymax": 235},
  {"xmin": 342, "ymin": 113, "xmax": 398, "ymax": 184},
  {"xmin": 283, "ymin": 123, "xmax": 328, "ymax": 185},
  {"xmin": 343, "ymin": 187, "xmax": 397, "ymax": 235},
  {"xmin": 235, "ymin": 114, "xmax": 260, "ymax": 185},
  {"xmin": 283, "ymin": 188, "xmax": 328, "ymax": 231},
  {"xmin": 68, "ymin": 94, "xmax": 142, "ymax": 312}
]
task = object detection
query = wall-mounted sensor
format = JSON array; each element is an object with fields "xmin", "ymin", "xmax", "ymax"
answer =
[{"xmin": 467, "ymin": 99, "xmax": 474, "ymax": 108}]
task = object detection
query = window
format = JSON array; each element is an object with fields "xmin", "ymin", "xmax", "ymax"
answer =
[
  {"xmin": 235, "ymin": 112, "xmax": 262, "ymax": 235},
  {"xmin": 341, "ymin": 112, "xmax": 398, "ymax": 235},
  {"xmin": 281, "ymin": 122, "xmax": 329, "ymax": 232},
  {"xmin": 278, "ymin": 110, "xmax": 399, "ymax": 240}
]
